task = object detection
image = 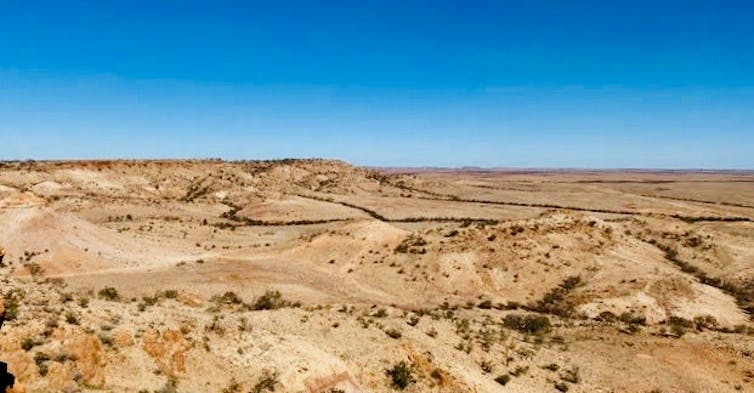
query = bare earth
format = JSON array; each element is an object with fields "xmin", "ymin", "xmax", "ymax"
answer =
[{"xmin": 1, "ymin": 160, "xmax": 753, "ymax": 393}]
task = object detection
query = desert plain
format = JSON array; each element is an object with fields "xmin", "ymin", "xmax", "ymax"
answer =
[{"xmin": 0, "ymin": 159, "xmax": 753, "ymax": 393}]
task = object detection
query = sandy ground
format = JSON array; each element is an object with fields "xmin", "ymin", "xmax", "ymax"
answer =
[{"xmin": 0, "ymin": 160, "xmax": 753, "ymax": 393}]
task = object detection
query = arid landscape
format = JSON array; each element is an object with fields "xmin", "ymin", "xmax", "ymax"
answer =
[{"xmin": 0, "ymin": 159, "xmax": 753, "ymax": 393}]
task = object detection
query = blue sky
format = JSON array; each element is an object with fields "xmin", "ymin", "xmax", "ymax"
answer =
[{"xmin": 1, "ymin": 1, "xmax": 753, "ymax": 168}]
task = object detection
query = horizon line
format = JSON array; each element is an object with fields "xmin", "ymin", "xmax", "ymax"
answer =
[{"xmin": 1, "ymin": 158, "xmax": 753, "ymax": 173}]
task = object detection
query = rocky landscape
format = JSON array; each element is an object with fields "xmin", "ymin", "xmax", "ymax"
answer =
[{"xmin": 0, "ymin": 159, "xmax": 753, "ymax": 392}]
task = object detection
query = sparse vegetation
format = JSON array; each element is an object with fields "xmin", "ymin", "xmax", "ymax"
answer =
[
  {"xmin": 1, "ymin": 160, "xmax": 752, "ymax": 393},
  {"xmin": 531, "ymin": 276, "xmax": 582, "ymax": 317},
  {"xmin": 394, "ymin": 235, "xmax": 428, "ymax": 254}
]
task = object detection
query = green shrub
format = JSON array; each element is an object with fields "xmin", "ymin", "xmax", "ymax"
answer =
[
  {"xmin": 34, "ymin": 351, "xmax": 51, "ymax": 376},
  {"xmin": 252, "ymin": 290, "xmax": 286, "ymax": 310},
  {"xmin": 3, "ymin": 289, "xmax": 22, "ymax": 320},
  {"xmin": 531, "ymin": 276, "xmax": 582, "ymax": 317},
  {"xmin": 666, "ymin": 316, "xmax": 693, "ymax": 337},
  {"xmin": 98, "ymin": 287, "xmax": 120, "ymax": 301},
  {"xmin": 503, "ymin": 313, "xmax": 551, "ymax": 335},
  {"xmin": 386, "ymin": 361, "xmax": 416, "ymax": 390},
  {"xmin": 21, "ymin": 337, "xmax": 35, "ymax": 351},
  {"xmin": 142, "ymin": 295, "xmax": 159, "ymax": 306}
]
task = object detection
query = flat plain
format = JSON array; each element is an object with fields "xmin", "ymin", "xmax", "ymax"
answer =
[{"xmin": 1, "ymin": 160, "xmax": 753, "ymax": 393}]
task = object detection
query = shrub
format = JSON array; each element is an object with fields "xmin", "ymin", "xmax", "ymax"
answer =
[
  {"xmin": 543, "ymin": 363, "xmax": 560, "ymax": 372},
  {"xmin": 24, "ymin": 262, "xmax": 45, "ymax": 277},
  {"xmin": 65, "ymin": 311, "xmax": 79, "ymax": 325},
  {"xmin": 251, "ymin": 370, "xmax": 278, "ymax": 393},
  {"xmin": 21, "ymin": 337, "xmax": 35, "ymax": 351},
  {"xmin": 561, "ymin": 366, "xmax": 580, "ymax": 384},
  {"xmin": 693, "ymin": 314, "xmax": 718, "ymax": 331},
  {"xmin": 98, "ymin": 287, "xmax": 120, "ymax": 301},
  {"xmin": 99, "ymin": 333, "xmax": 114, "ymax": 347},
  {"xmin": 531, "ymin": 276, "xmax": 582, "ymax": 317},
  {"xmin": 554, "ymin": 382, "xmax": 569, "ymax": 392},
  {"xmin": 385, "ymin": 328, "xmax": 402, "ymax": 339},
  {"xmin": 54, "ymin": 352, "xmax": 76, "ymax": 363},
  {"xmin": 386, "ymin": 361, "xmax": 416, "ymax": 390},
  {"xmin": 477, "ymin": 300, "xmax": 493, "ymax": 309},
  {"xmin": 618, "ymin": 312, "xmax": 646, "ymax": 325},
  {"xmin": 494, "ymin": 374, "xmax": 511, "ymax": 386},
  {"xmin": 666, "ymin": 316, "xmax": 693, "ymax": 337},
  {"xmin": 221, "ymin": 379, "xmax": 241, "ymax": 393},
  {"xmin": 142, "ymin": 295, "xmax": 159, "ymax": 306},
  {"xmin": 3, "ymin": 289, "xmax": 22, "ymax": 321},
  {"xmin": 510, "ymin": 365, "xmax": 529, "ymax": 377},
  {"xmin": 595, "ymin": 311, "xmax": 617, "ymax": 323},
  {"xmin": 34, "ymin": 351, "xmax": 51, "ymax": 376},
  {"xmin": 252, "ymin": 290, "xmax": 286, "ymax": 310},
  {"xmin": 503, "ymin": 313, "xmax": 551, "ymax": 335},
  {"xmin": 212, "ymin": 291, "xmax": 243, "ymax": 305},
  {"xmin": 394, "ymin": 235, "xmax": 428, "ymax": 254}
]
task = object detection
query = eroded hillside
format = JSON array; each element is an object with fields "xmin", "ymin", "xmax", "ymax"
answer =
[{"xmin": 0, "ymin": 160, "xmax": 753, "ymax": 392}]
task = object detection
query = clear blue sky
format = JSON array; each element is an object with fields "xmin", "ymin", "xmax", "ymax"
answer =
[{"xmin": 1, "ymin": 1, "xmax": 753, "ymax": 168}]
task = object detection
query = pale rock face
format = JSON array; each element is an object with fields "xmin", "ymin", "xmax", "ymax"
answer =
[{"xmin": 214, "ymin": 190, "xmax": 228, "ymax": 200}]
